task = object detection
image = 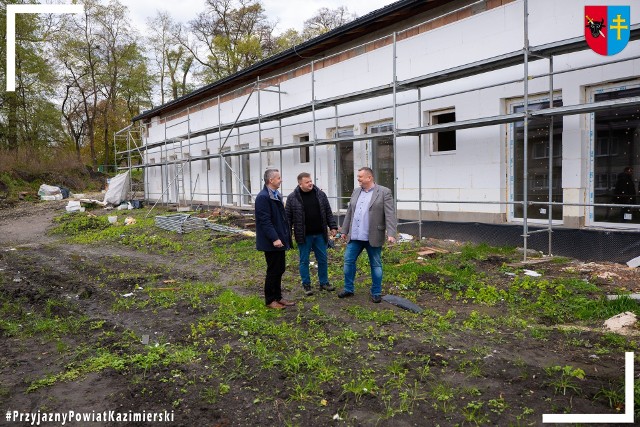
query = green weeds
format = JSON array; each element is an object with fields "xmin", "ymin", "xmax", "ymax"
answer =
[
  {"xmin": 544, "ymin": 365, "xmax": 585, "ymax": 395},
  {"xmin": 15, "ymin": 213, "xmax": 637, "ymax": 423}
]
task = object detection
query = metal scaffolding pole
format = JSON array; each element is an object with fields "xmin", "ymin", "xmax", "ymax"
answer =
[
  {"xmin": 218, "ymin": 96, "xmax": 224, "ymax": 208},
  {"xmin": 187, "ymin": 108, "xmax": 193, "ymax": 207},
  {"xmin": 523, "ymin": 0, "xmax": 530, "ymax": 261},
  {"xmin": 418, "ymin": 87, "xmax": 423, "ymax": 240},
  {"xmin": 312, "ymin": 60, "xmax": 317, "ymax": 184},
  {"xmin": 278, "ymin": 83, "xmax": 283, "ymax": 175},
  {"xmin": 548, "ymin": 56, "xmax": 555, "ymax": 256},
  {"xmin": 162, "ymin": 124, "xmax": 167, "ymax": 206},
  {"xmin": 392, "ymin": 31, "xmax": 398, "ymax": 209},
  {"xmin": 205, "ymin": 134, "xmax": 210, "ymax": 207},
  {"xmin": 334, "ymin": 105, "xmax": 340, "ymax": 216},
  {"xmin": 257, "ymin": 76, "xmax": 263, "ymax": 179}
]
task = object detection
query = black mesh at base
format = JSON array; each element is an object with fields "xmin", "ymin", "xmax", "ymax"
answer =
[{"xmin": 396, "ymin": 220, "xmax": 640, "ymax": 264}]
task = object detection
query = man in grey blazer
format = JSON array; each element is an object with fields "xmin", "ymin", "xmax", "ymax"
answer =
[{"xmin": 338, "ymin": 167, "xmax": 397, "ymax": 303}]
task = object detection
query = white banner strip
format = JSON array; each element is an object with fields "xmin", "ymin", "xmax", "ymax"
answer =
[{"xmin": 6, "ymin": 4, "xmax": 84, "ymax": 92}]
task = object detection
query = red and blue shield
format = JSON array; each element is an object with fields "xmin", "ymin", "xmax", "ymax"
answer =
[{"xmin": 585, "ymin": 5, "xmax": 630, "ymax": 55}]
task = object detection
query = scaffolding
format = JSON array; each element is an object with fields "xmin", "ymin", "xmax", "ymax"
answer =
[{"xmin": 116, "ymin": 0, "xmax": 640, "ymax": 261}]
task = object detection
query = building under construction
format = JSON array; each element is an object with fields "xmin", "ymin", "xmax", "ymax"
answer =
[{"xmin": 117, "ymin": 0, "xmax": 640, "ymax": 261}]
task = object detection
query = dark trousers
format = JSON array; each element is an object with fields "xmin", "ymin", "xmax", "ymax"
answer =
[{"xmin": 264, "ymin": 251, "xmax": 286, "ymax": 304}]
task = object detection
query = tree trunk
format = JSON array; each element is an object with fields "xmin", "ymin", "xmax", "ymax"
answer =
[{"xmin": 6, "ymin": 92, "xmax": 18, "ymax": 150}]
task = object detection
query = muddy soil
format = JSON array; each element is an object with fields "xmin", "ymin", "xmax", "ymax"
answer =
[{"xmin": 0, "ymin": 200, "xmax": 638, "ymax": 427}]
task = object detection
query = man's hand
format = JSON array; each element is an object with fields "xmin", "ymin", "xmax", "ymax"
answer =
[
  {"xmin": 387, "ymin": 236, "xmax": 396, "ymax": 244},
  {"xmin": 273, "ymin": 239, "xmax": 284, "ymax": 248},
  {"xmin": 341, "ymin": 233, "xmax": 348, "ymax": 241}
]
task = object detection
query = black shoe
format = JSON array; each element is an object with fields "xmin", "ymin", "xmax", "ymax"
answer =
[
  {"xmin": 337, "ymin": 290, "xmax": 354, "ymax": 298},
  {"xmin": 319, "ymin": 283, "xmax": 335, "ymax": 292},
  {"xmin": 371, "ymin": 294, "xmax": 382, "ymax": 303},
  {"xmin": 302, "ymin": 284, "xmax": 314, "ymax": 296}
]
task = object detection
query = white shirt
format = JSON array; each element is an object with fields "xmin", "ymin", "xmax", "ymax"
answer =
[{"xmin": 349, "ymin": 186, "xmax": 374, "ymax": 241}]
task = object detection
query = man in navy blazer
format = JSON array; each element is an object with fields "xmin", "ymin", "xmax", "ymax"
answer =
[
  {"xmin": 338, "ymin": 167, "xmax": 397, "ymax": 303},
  {"xmin": 255, "ymin": 169, "xmax": 295, "ymax": 309}
]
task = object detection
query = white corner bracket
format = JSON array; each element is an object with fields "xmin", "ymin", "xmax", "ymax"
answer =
[
  {"xmin": 543, "ymin": 351, "xmax": 635, "ymax": 424},
  {"xmin": 6, "ymin": 4, "xmax": 84, "ymax": 92}
]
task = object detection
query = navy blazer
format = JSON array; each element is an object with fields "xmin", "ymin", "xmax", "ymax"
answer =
[{"xmin": 255, "ymin": 185, "xmax": 292, "ymax": 252}]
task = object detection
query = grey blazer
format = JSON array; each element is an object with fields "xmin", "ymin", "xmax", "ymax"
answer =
[{"xmin": 341, "ymin": 184, "xmax": 397, "ymax": 247}]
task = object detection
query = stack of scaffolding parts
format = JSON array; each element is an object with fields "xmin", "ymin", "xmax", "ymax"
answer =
[
  {"xmin": 206, "ymin": 222, "xmax": 256, "ymax": 237},
  {"xmin": 154, "ymin": 214, "xmax": 256, "ymax": 236},
  {"xmin": 155, "ymin": 214, "xmax": 206, "ymax": 234}
]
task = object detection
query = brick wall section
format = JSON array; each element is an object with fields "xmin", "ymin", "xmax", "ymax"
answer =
[{"xmin": 153, "ymin": 0, "xmax": 515, "ymax": 126}]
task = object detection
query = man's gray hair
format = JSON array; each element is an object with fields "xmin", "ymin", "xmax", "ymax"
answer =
[
  {"xmin": 358, "ymin": 166, "xmax": 374, "ymax": 177},
  {"xmin": 264, "ymin": 168, "xmax": 280, "ymax": 183}
]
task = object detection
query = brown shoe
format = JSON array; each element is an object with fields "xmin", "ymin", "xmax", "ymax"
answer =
[
  {"xmin": 266, "ymin": 301, "xmax": 286, "ymax": 309},
  {"xmin": 278, "ymin": 299, "xmax": 295, "ymax": 306}
]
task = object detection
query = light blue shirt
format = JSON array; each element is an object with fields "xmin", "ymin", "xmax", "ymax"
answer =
[{"xmin": 349, "ymin": 186, "xmax": 374, "ymax": 241}]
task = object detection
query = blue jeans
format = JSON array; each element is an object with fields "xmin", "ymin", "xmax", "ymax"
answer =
[
  {"xmin": 298, "ymin": 234, "xmax": 329, "ymax": 285},
  {"xmin": 343, "ymin": 240, "xmax": 382, "ymax": 296}
]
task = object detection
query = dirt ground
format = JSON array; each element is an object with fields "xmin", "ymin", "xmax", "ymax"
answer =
[{"xmin": 0, "ymin": 200, "xmax": 639, "ymax": 426}]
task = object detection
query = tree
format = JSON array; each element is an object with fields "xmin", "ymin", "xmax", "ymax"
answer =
[
  {"xmin": 55, "ymin": 0, "xmax": 151, "ymax": 169},
  {"xmin": 182, "ymin": 0, "xmax": 276, "ymax": 83},
  {"xmin": 271, "ymin": 6, "xmax": 357, "ymax": 54},
  {"xmin": 0, "ymin": 0, "xmax": 65, "ymax": 153},
  {"xmin": 60, "ymin": 83, "xmax": 87, "ymax": 162},
  {"xmin": 147, "ymin": 12, "xmax": 193, "ymax": 104},
  {"xmin": 302, "ymin": 6, "xmax": 357, "ymax": 40},
  {"xmin": 273, "ymin": 28, "xmax": 305, "ymax": 52}
]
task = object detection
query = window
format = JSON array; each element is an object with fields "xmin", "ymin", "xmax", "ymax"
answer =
[
  {"xmin": 328, "ymin": 127, "xmax": 356, "ymax": 207},
  {"xmin": 220, "ymin": 147, "xmax": 233, "ymax": 204},
  {"xmin": 532, "ymin": 141, "xmax": 562, "ymax": 159},
  {"xmin": 595, "ymin": 137, "xmax": 619, "ymax": 157},
  {"xmin": 592, "ymin": 85, "xmax": 640, "ymax": 225},
  {"xmin": 511, "ymin": 99, "xmax": 563, "ymax": 221},
  {"xmin": 368, "ymin": 122, "xmax": 395, "ymax": 195},
  {"xmin": 149, "ymin": 157, "xmax": 156, "ymax": 164},
  {"xmin": 298, "ymin": 135, "xmax": 310, "ymax": 163},
  {"xmin": 201, "ymin": 149, "xmax": 210, "ymax": 171},
  {"xmin": 368, "ymin": 123, "xmax": 393, "ymax": 134},
  {"xmin": 238, "ymin": 144, "xmax": 251, "ymax": 205},
  {"xmin": 331, "ymin": 127, "xmax": 354, "ymax": 138},
  {"xmin": 594, "ymin": 173, "xmax": 616, "ymax": 191},
  {"xmin": 532, "ymin": 174, "xmax": 561, "ymax": 190},
  {"xmin": 261, "ymin": 138, "xmax": 275, "ymax": 167},
  {"xmin": 431, "ymin": 109, "xmax": 456, "ymax": 152}
]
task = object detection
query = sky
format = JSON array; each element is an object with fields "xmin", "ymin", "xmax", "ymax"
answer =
[{"xmin": 117, "ymin": 0, "xmax": 395, "ymax": 34}]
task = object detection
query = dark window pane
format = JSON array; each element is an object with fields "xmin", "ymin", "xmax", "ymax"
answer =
[
  {"xmin": 433, "ymin": 112, "xmax": 456, "ymax": 152},
  {"xmin": 593, "ymin": 87, "xmax": 640, "ymax": 224},
  {"xmin": 513, "ymin": 100, "xmax": 563, "ymax": 220}
]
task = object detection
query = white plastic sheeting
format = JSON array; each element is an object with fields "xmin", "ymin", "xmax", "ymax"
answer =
[
  {"xmin": 103, "ymin": 172, "xmax": 130, "ymax": 206},
  {"xmin": 38, "ymin": 184, "xmax": 62, "ymax": 200}
]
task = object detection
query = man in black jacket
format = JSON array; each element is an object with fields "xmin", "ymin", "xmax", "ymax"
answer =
[{"xmin": 285, "ymin": 172, "xmax": 338, "ymax": 296}]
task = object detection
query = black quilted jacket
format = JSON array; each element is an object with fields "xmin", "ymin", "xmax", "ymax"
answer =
[{"xmin": 285, "ymin": 186, "xmax": 337, "ymax": 244}]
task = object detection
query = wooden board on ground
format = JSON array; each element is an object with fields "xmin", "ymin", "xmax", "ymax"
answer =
[
  {"xmin": 506, "ymin": 258, "xmax": 555, "ymax": 267},
  {"xmin": 417, "ymin": 246, "xmax": 449, "ymax": 257}
]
